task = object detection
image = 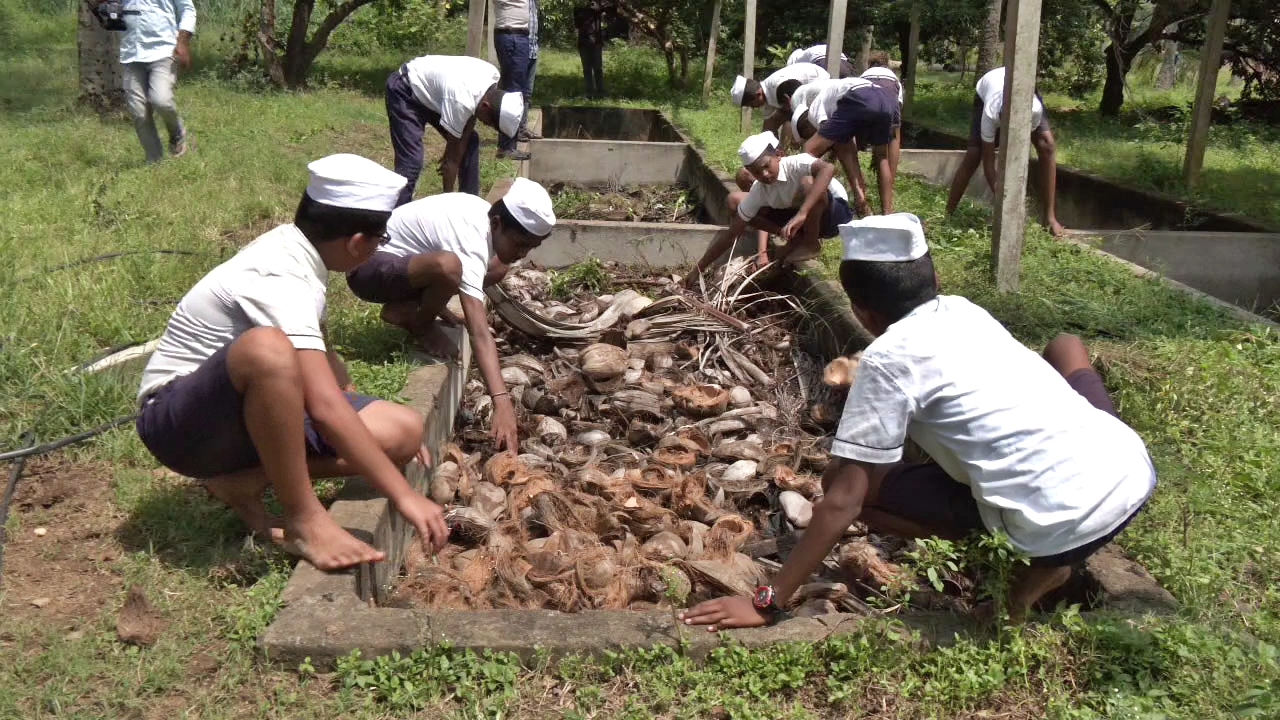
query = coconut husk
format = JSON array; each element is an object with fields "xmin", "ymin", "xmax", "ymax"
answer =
[
  {"xmin": 791, "ymin": 581, "xmax": 850, "ymax": 605},
  {"xmin": 610, "ymin": 389, "xmax": 666, "ymax": 421},
  {"xmin": 641, "ymin": 530, "xmax": 688, "ymax": 560},
  {"xmin": 545, "ymin": 374, "xmax": 585, "ymax": 410},
  {"xmin": 675, "ymin": 426, "xmax": 711, "ymax": 454},
  {"xmin": 398, "ymin": 566, "xmax": 475, "ymax": 610},
  {"xmin": 672, "ymin": 384, "xmax": 730, "ymax": 417},
  {"xmin": 703, "ymin": 513, "xmax": 754, "ymax": 560},
  {"xmin": 445, "ymin": 507, "xmax": 494, "ymax": 547},
  {"xmin": 629, "ymin": 465, "xmax": 677, "ymax": 494},
  {"xmin": 459, "ymin": 548, "xmax": 497, "ymax": 596},
  {"xmin": 794, "ymin": 599, "xmax": 838, "ymax": 617},
  {"xmin": 535, "ymin": 415, "xmax": 568, "ymax": 445},
  {"xmin": 613, "ymin": 495, "xmax": 677, "ymax": 539},
  {"xmin": 773, "ymin": 465, "xmax": 822, "ymax": 498},
  {"xmin": 712, "ymin": 440, "xmax": 766, "ymax": 463},
  {"xmin": 574, "ymin": 546, "xmax": 619, "ymax": 598},
  {"xmin": 430, "ymin": 461, "xmax": 459, "ymax": 505},
  {"xmin": 728, "ymin": 386, "xmax": 753, "ymax": 408},
  {"xmin": 603, "ymin": 442, "xmax": 647, "ymax": 466},
  {"xmin": 508, "ymin": 473, "xmax": 557, "ymax": 515},
  {"xmin": 674, "ymin": 340, "xmax": 699, "ymax": 361},
  {"xmin": 575, "ymin": 466, "xmax": 634, "ymax": 502},
  {"xmin": 580, "ymin": 343, "xmax": 629, "ymax": 380},
  {"xmin": 677, "ymin": 520, "xmax": 709, "ymax": 556},
  {"xmin": 683, "ymin": 553, "xmax": 764, "ymax": 597},
  {"xmin": 502, "ymin": 354, "xmax": 548, "ymax": 384},
  {"xmin": 653, "ymin": 445, "xmax": 697, "ymax": 470},
  {"xmin": 469, "ymin": 481, "xmax": 508, "ymax": 521},
  {"xmin": 838, "ymin": 539, "xmax": 911, "ymax": 591},
  {"xmin": 646, "ymin": 352, "xmax": 674, "ymax": 372},
  {"xmin": 626, "ymin": 419, "xmax": 665, "ymax": 446}
]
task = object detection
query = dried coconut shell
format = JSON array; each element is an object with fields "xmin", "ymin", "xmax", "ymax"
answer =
[
  {"xmin": 712, "ymin": 440, "xmax": 766, "ymax": 463},
  {"xmin": 625, "ymin": 319, "xmax": 652, "ymax": 339},
  {"xmin": 675, "ymin": 426, "xmax": 711, "ymax": 454},
  {"xmin": 672, "ymin": 384, "xmax": 730, "ymax": 417},
  {"xmin": 728, "ymin": 386, "xmax": 753, "ymax": 408},
  {"xmin": 576, "ymin": 429, "xmax": 611, "ymax": 447},
  {"xmin": 580, "ymin": 343, "xmax": 629, "ymax": 380},
  {"xmin": 838, "ymin": 539, "xmax": 911, "ymax": 591},
  {"xmin": 720, "ymin": 460, "xmax": 758, "ymax": 482},
  {"xmin": 628, "ymin": 465, "xmax": 677, "ymax": 494},
  {"xmin": 469, "ymin": 481, "xmax": 508, "ymax": 521},
  {"xmin": 641, "ymin": 531, "xmax": 688, "ymax": 560},
  {"xmin": 653, "ymin": 445, "xmax": 697, "ymax": 470},
  {"xmin": 703, "ymin": 513, "xmax": 754, "ymax": 560},
  {"xmin": 535, "ymin": 415, "xmax": 568, "ymax": 445},
  {"xmin": 430, "ymin": 461, "xmax": 459, "ymax": 505}
]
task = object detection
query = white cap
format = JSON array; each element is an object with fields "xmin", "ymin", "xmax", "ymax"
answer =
[
  {"xmin": 306, "ymin": 154, "xmax": 406, "ymax": 213},
  {"xmin": 499, "ymin": 92, "xmax": 524, "ymax": 138},
  {"xmin": 737, "ymin": 131, "xmax": 778, "ymax": 167},
  {"xmin": 502, "ymin": 177, "xmax": 556, "ymax": 236},
  {"xmin": 791, "ymin": 104, "xmax": 809, "ymax": 133},
  {"xmin": 839, "ymin": 213, "xmax": 929, "ymax": 262},
  {"xmin": 731, "ymin": 75, "xmax": 748, "ymax": 106},
  {"xmin": 786, "ymin": 48, "xmax": 805, "ymax": 66},
  {"xmin": 1031, "ymin": 96, "xmax": 1045, "ymax": 133}
]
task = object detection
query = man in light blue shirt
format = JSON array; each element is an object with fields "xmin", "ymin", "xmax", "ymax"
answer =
[{"xmin": 117, "ymin": 0, "xmax": 196, "ymax": 162}]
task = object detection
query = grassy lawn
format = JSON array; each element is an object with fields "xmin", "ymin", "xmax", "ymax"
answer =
[
  {"xmin": 2, "ymin": 5, "xmax": 1280, "ymax": 717},
  {"xmin": 907, "ymin": 70, "xmax": 1280, "ymax": 228}
]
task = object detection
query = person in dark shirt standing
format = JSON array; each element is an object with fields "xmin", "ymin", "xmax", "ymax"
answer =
[{"xmin": 575, "ymin": 2, "xmax": 605, "ymax": 98}]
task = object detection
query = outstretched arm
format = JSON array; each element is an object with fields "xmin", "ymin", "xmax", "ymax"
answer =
[
  {"xmin": 981, "ymin": 141, "xmax": 998, "ymax": 192},
  {"xmin": 684, "ymin": 215, "xmax": 749, "ymax": 288},
  {"xmin": 440, "ymin": 116, "xmax": 477, "ymax": 193},
  {"xmin": 460, "ymin": 293, "xmax": 517, "ymax": 452},
  {"xmin": 781, "ymin": 158, "xmax": 836, "ymax": 239}
]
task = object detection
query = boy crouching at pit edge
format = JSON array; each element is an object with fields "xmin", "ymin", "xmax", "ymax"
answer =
[
  {"xmin": 684, "ymin": 131, "xmax": 854, "ymax": 288},
  {"xmin": 680, "ymin": 213, "xmax": 1156, "ymax": 628},
  {"xmin": 135, "ymin": 154, "xmax": 450, "ymax": 571}
]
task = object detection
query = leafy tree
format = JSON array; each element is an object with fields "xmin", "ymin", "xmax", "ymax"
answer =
[
  {"xmin": 1169, "ymin": 0, "xmax": 1280, "ymax": 102},
  {"xmin": 1094, "ymin": 0, "xmax": 1204, "ymax": 115}
]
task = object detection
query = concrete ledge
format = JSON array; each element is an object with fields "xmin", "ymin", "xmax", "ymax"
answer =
[
  {"xmin": 532, "ymin": 220, "xmax": 722, "ymax": 268},
  {"xmin": 528, "ymin": 139, "xmax": 688, "ymax": 186}
]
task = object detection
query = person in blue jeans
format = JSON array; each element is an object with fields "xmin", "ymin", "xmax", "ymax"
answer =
[
  {"xmin": 494, "ymin": 0, "xmax": 536, "ymax": 159},
  {"xmin": 575, "ymin": 2, "xmax": 605, "ymax": 98}
]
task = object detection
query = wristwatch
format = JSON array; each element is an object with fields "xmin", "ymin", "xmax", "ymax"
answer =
[{"xmin": 752, "ymin": 584, "xmax": 785, "ymax": 624}]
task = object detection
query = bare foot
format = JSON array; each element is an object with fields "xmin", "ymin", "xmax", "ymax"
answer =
[
  {"xmin": 284, "ymin": 510, "xmax": 385, "ymax": 570},
  {"xmin": 436, "ymin": 307, "xmax": 463, "ymax": 327},
  {"xmin": 419, "ymin": 321, "xmax": 459, "ymax": 360},
  {"xmin": 380, "ymin": 303, "xmax": 417, "ymax": 330},
  {"xmin": 1048, "ymin": 219, "xmax": 1066, "ymax": 237},
  {"xmin": 203, "ymin": 478, "xmax": 274, "ymax": 538},
  {"xmin": 783, "ymin": 242, "xmax": 822, "ymax": 265}
]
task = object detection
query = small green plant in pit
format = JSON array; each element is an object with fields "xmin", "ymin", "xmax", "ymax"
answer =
[
  {"xmin": 967, "ymin": 531, "xmax": 1031, "ymax": 621},
  {"xmin": 334, "ymin": 644, "xmax": 520, "ymax": 713},
  {"xmin": 904, "ymin": 536, "xmax": 966, "ymax": 593},
  {"xmin": 547, "ymin": 257, "xmax": 609, "ymax": 300}
]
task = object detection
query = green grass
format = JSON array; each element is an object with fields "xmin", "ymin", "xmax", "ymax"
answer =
[
  {"xmin": 2, "ymin": 8, "xmax": 1280, "ymax": 717},
  {"xmin": 908, "ymin": 69, "xmax": 1280, "ymax": 228}
]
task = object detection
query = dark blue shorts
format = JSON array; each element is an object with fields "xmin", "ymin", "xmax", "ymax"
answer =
[
  {"xmin": 135, "ymin": 343, "xmax": 378, "ymax": 479},
  {"xmin": 864, "ymin": 76, "xmax": 902, "ymax": 128},
  {"xmin": 871, "ymin": 367, "xmax": 1147, "ymax": 567},
  {"xmin": 754, "ymin": 190, "xmax": 854, "ymax": 239},
  {"xmin": 818, "ymin": 86, "xmax": 894, "ymax": 148},
  {"xmin": 346, "ymin": 252, "xmax": 420, "ymax": 304},
  {"xmin": 967, "ymin": 93, "xmax": 1051, "ymax": 148}
]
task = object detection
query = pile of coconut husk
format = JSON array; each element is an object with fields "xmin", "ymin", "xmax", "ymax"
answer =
[
  {"xmin": 549, "ymin": 182, "xmax": 700, "ymax": 224},
  {"xmin": 394, "ymin": 260, "xmax": 934, "ymax": 616}
]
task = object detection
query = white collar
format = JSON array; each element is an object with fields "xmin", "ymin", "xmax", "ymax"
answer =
[{"xmin": 284, "ymin": 224, "xmax": 329, "ymax": 282}]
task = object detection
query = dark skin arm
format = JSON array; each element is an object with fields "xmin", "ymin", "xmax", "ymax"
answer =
[
  {"xmin": 981, "ymin": 140, "xmax": 998, "ymax": 193},
  {"xmin": 781, "ymin": 158, "xmax": 836, "ymax": 239},
  {"xmin": 439, "ymin": 116, "xmax": 478, "ymax": 193},
  {"xmin": 678, "ymin": 457, "xmax": 873, "ymax": 630},
  {"xmin": 683, "ymin": 214, "xmax": 749, "ymax": 289},
  {"xmin": 460, "ymin": 293, "xmax": 518, "ymax": 453},
  {"xmin": 173, "ymin": 30, "xmax": 192, "ymax": 69}
]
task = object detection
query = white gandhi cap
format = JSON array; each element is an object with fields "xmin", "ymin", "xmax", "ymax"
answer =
[
  {"xmin": 839, "ymin": 213, "xmax": 929, "ymax": 262},
  {"xmin": 737, "ymin": 131, "xmax": 778, "ymax": 167},
  {"xmin": 502, "ymin": 177, "xmax": 556, "ymax": 236},
  {"xmin": 306, "ymin": 153, "xmax": 407, "ymax": 213},
  {"xmin": 499, "ymin": 92, "xmax": 524, "ymax": 138},
  {"xmin": 730, "ymin": 75, "xmax": 748, "ymax": 106}
]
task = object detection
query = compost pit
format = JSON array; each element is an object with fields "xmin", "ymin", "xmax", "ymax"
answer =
[
  {"xmin": 391, "ymin": 260, "xmax": 982, "ymax": 617},
  {"xmin": 549, "ymin": 182, "xmax": 701, "ymax": 224}
]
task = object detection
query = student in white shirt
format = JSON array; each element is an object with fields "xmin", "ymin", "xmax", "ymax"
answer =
[
  {"xmin": 135, "ymin": 155, "xmax": 450, "ymax": 571},
  {"xmin": 946, "ymin": 66, "xmax": 1065, "ymax": 236},
  {"xmin": 790, "ymin": 77, "xmax": 886, "ymax": 216},
  {"xmin": 684, "ymin": 131, "xmax": 853, "ymax": 287},
  {"xmin": 861, "ymin": 52, "xmax": 903, "ymax": 174},
  {"xmin": 680, "ymin": 213, "xmax": 1155, "ymax": 629},
  {"xmin": 730, "ymin": 64, "xmax": 829, "ymax": 140},
  {"xmin": 786, "ymin": 43, "xmax": 854, "ymax": 77},
  {"xmin": 385, "ymin": 54, "xmax": 524, "ymax": 204},
  {"xmin": 346, "ymin": 178, "xmax": 556, "ymax": 452}
]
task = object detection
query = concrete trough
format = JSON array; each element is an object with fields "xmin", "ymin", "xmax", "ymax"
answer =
[{"xmin": 259, "ymin": 109, "xmax": 1179, "ymax": 669}]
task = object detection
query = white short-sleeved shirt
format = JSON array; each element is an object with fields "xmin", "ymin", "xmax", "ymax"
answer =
[
  {"xmin": 806, "ymin": 77, "xmax": 874, "ymax": 127},
  {"xmin": 736, "ymin": 154, "xmax": 848, "ymax": 222},
  {"xmin": 139, "ymin": 224, "xmax": 328, "ymax": 399},
  {"xmin": 786, "ymin": 44, "xmax": 848, "ymax": 66},
  {"xmin": 377, "ymin": 193, "xmax": 494, "ymax": 300},
  {"xmin": 119, "ymin": 0, "xmax": 196, "ymax": 64},
  {"xmin": 860, "ymin": 66, "xmax": 904, "ymax": 105},
  {"xmin": 761, "ymin": 64, "xmax": 830, "ymax": 108},
  {"xmin": 975, "ymin": 67, "xmax": 1044, "ymax": 143},
  {"xmin": 403, "ymin": 55, "xmax": 501, "ymax": 138},
  {"xmin": 493, "ymin": 0, "xmax": 530, "ymax": 29},
  {"xmin": 832, "ymin": 295, "xmax": 1156, "ymax": 557}
]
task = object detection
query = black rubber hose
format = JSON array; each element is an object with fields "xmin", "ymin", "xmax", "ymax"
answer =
[
  {"xmin": 0, "ymin": 431, "xmax": 36, "ymax": 583},
  {"xmin": 0, "ymin": 415, "xmax": 137, "ymax": 463},
  {"xmin": 18, "ymin": 249, "xmax": 204, "ymax": 282}
]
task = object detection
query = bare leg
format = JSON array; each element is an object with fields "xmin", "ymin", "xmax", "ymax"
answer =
[
  {"xmin": 204, "ymin": 399, "xmax": 424, "ymax": 543},
  {"xmin": 946, "ymin": 145, "xmax": 983, "ymax": 215},
  {"xmin": 224, "ymin": 327, "xmax": 384, "ymax": 570},
  {"xmin": 834, "ymin": 143, "xmax": 869, "ymax": 216},
  {"xmin": 1042, "ymin": 333, "xmax": 1091, "ymax": 378},
  {"xmin": 873, "ymin": 143, "xmax": 894, "ymax": 214},
  {"xmin": 1033, "ymin": 130, "xmax": 1065, "ymax": 236},
  {"xmin": 889, "ymin": 126, "xmax": 901, "ymax": 176},
  {"xmin": 1006, "ymin": 565, "xmax": 1072, "ymax": 622},
  {"xmin": 393, "ymin": 251, "xmax": 464, "ymax": 358},
  {"xmin": 784, "ymin": 188, "xmax": 829, "ymax": 264}
]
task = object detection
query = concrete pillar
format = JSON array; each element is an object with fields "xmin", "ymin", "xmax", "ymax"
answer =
[
  {"xmin": 903, "ymin": 3, "xmax": 921, "ymax": 118},
  {"xmin": 742, "ymin": 0, "xmax": 756, "ymax": 132},
  {"xmin": 486, "ymin": 0, "xmax": 498, "ymax": 66},
  {"xmin": 990, "ymin": 0, "xmax": 1044, "ymax": 292},
  {"xmin": 1183, "ymin": 0, "xmax": 1231, "ymax": 188},
  {"xmin": 825, "ymin": 0, "xmax": 847, "ymax": 79},
  {"xmin": 703, "ymin": 0, "xmax": 723, "ymax": 101},
  {"xmin": 466, "ymin": 0, "xmax": 485, "ymax": 58}
]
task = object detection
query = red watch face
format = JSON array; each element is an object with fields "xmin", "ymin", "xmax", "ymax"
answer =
[{"xmin": 753, "ymin": 584, "xmax": 775, "ymax": 610}]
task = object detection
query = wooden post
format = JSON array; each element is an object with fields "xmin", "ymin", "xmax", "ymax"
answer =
[
  {"xmin": 465, "ymin": 0, "xmax": 485, "ymax": 58},
  {"xmin": 486, "ymin": 0, "xmax": 498, "ymax": 66},
  {"xmin": 825, "ymin": 0, "xmax": 847, "ymax": 79},
  {"xmin": 1183, "ymin": 0, "xmax": 1231, "ymax": 188},
  {"xmin": 903, "ymin": 3, "xmax": 921, "ymax": 118},
  {"xmin": 703, "ymin": 0, "xmax": 723, "ymax": 101},
  {"xmin": 742, "ymin": 0, "xmax": 756, "ymax": 131},
  {"xmin": 990, "ymin": 0, "xmax": 1044, "ymax": 292}
]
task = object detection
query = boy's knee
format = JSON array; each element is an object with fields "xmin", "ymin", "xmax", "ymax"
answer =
[
  {"xmin": 436, "ymin": 252, "xmax": 464, "ymax": 287},
  {"xmin": 148, "ymin": 90, "xmax": 176, "ymax": 113},
  {"xmin": 380, "ymin": 403, "xmax": 425, "ymax": 464},
  {"xmin": 1033, "ymin": 131, "xmax": 1056, "ymax": 155}
]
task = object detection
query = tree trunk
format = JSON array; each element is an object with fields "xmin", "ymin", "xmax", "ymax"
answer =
[
  {"xmin": 976, "ymin": 0, "xmax": 1002, "ymax": 77},
  {"xmin": 1100, "ymin": 42, "xmax": 1131, "ymax": 115},
  {"xmin": 957, "ymin": 43, "xmax": 969, "ymax": 81},
  {"xmin": 77, "ymin": 0, "xmax": 123, "ymax": 110},
  {"xmin": 257, "ymin": 0, "xmax": 285, "ymax": 86},
  {"xmin": 855, "ymin": 25, "xmax": 874, "ymax": 74},
  {"xmin": 1156, "ymin": 23, "xmax": 1179, "ymax": 89}
]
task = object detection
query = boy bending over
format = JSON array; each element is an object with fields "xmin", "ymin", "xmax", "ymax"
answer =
[
  {"xmin": 791, "ymin": 76, "xmax": 895, "ymax": 215},
  {"xmin": 346, "ymin": 178, "xmax": 556, "ymax": 452},
  {"xmin": 136, "ymin": 154, "xmax": 449, "ymax": 571},
  {"xmin": 681, "ymin": 214, "xmax": 1155, "ymax": 628},
  {"xmin": 731, "ymin": 63, "xmax": 829, "ymax": 142},
  {"xmin": 685, "ymin": 131, "xmax": 852, "ymax": 286}
]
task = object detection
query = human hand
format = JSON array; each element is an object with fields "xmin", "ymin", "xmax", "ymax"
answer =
[
  {"xmin": 173, "ymin": 39, "xmax": 191, "ymax": 69},
  {"xmin": 678, "ymin": 596, "xmax": 768, "ymax": 631},
  {"xmin": 682, "ymin": 267, "xmax": 702, "ymax": 291},
  {"xmin": 781, "ymin": 212, "xmax": 807, "ymax": 239},
  {"xmin": 415, "ymin": 444, "xmax": 432, "ymax": 469},
  {"xmin": 755, "ymin": 252, "xmax": 770, "ymax": 270},
  {"xmin": 854, "ymin": 199, "xmax": 871, "ymax": 217},
  {"xmin": 490, "ymin": 395, "xmax": 519, "ymax": 452},
  {"xmin": 396, "ymin": 492, "xmax": 449, "ymax": 553}
]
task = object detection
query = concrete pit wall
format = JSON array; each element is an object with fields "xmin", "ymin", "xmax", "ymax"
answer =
[{"xmin": 540, "ymin": 106, "xmax": 685, "ymax": 143}]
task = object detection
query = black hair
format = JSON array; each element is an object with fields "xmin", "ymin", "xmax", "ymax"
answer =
[
  {"xmin": 776, "ymin": 79, "xmax": 802, "ymax": 105},
  {"xmin": 741, "ymin": 78, "xmax": 761, "ymax": 104},
  {"xmin": 294, "ymin": 192, "xmax": 392, "ymax": 245},
  {"xmin": 488, "ymin": 198, "xmax": 547, "ymax": 239},
  {"xmin": 839, "ymin": 255, "xmax": 938, "ymax": 323},
  {"xmin": 868, "ymin": 51, "xmax": 890, "ymax": 68}
]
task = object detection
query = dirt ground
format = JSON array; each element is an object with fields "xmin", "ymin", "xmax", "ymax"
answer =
[{"xmin": 549, "ymin": 182, "xmax": 702, "ymax": 224}]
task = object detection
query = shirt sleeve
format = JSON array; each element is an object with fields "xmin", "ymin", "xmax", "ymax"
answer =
[
  {"xmin": 458, "ymin": 231, "xmax": 490, "ymax": 300},
  {"xmin": 736, "ymin": 184, "xmax": 765, "ymax": 222},
  {"xmin": 830, "ymin": 355, "xmax": 914, "ymax": 464},
  {"xmin": 176, "ymin": 0, "xmax": 196, "ymax": 34},
  {"xmin": 980, "ymin": 94, "xmax": 1002, "ymax": 143},
  {"xmin": 234, "ymin": 273, "xmax": 326, "ymax": 352}
]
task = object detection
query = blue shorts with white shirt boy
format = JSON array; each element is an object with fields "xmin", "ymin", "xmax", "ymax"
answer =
[
  {"xmin": 833, "ymin": 294, "xmax": 1156, "ymax": 566},
  {"xmin": 736, "ymin": 151, "xmax": 853, "ymax": 238}
]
